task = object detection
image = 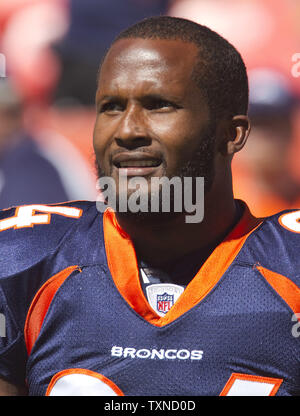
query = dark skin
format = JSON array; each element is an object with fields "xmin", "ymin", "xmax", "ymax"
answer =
[{"xmin": 94, "ymin": 38, "xmax": 251, "ymax": 268}]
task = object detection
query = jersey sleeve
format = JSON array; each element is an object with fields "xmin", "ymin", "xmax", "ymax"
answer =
[{"xmin": 0, "ymin": 202, "xmax": 87, "ymax": 386}]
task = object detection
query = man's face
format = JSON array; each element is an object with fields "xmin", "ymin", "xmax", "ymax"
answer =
[{"xmin": 93, "ymin": 38, "xmax": 216, "ymax": 210}]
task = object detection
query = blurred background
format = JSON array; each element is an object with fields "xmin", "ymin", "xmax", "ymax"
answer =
[{"xmin": 0, "ymin": 0, "xmax": 299, "ymax": 216}]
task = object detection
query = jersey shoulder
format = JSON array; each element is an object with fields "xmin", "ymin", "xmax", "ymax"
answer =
[
  {"xmin": 256, "ymin": 208, "xmax": 300, "ymax": 249},
  {"xmin": 0, "ymin": 200, "xmax": 99, "ymax": 279},
  {"xmin": 245, "ymin": 208, "xmax": 300, "ymax": 284}
]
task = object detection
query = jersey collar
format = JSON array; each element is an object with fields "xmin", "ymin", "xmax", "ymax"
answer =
[{"xmin": 103, "ymin": 202, "xmax": 262, "ymax": 327}]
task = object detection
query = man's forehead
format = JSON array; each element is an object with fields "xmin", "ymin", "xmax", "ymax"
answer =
[{"xmin": 100, "ymin": 37, "xmax": 198, "ymax": 74}]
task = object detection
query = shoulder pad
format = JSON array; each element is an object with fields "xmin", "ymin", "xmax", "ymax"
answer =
[
  {"xmin": 0, "ymin": 201, "xmax": 95, "ymax": 278},
  {"xmin": 247, "ymin": 209, "xmax": 300, "ymax": 286}
]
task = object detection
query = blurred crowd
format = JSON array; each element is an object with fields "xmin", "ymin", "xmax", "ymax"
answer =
[{"xmin": 0, "ymin": 0, "xmax": 299, "ymax": 216}]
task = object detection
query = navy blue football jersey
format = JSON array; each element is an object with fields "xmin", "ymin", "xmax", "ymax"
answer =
[{"xmin": 0, "ymin": 200, "xmax": 299, "ymax": 396}]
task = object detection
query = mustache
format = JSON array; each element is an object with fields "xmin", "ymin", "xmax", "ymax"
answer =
[{"xmin": 109, "ymin": 147, "xmax": 164, "ymax": 159}]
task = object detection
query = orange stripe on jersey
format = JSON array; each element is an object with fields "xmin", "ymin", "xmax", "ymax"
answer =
[
  {"xmin": 24, "ymin": 265, "xmax": 81, "ymax": 355},
  {"xmin": 46, "ymin": 368, "xmax": 124, "ymax": 396},
  {"xmin": 103, "ymin": 204, "xmax": 262, "ymax": 327},
  {"xmin": 103, "ymin": 208, "xmax": 156, "ymax": 324},
  {"xmin": 256, "ymin": 265, "xmax": 300, "ymax": 317}
]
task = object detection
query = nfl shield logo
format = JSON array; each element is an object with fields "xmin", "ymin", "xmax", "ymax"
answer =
[
  {"xmin": 146, "ymin": 284, "xmax": 184, "ymax": 317},
  {"xmin": 157, "ymin": 292, "xmax": 174, "ymax": 314}
]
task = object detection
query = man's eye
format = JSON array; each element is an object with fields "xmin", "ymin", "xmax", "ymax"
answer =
[
  {"xmin": 146, "ymin": 100, "xmax": 174, "ymax": 111},
  {"xmin": 100, "ymin": 102, "xmax": 123, "ymax": 113}
]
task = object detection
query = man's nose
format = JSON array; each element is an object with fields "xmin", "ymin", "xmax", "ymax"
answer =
[{"xmin": 114, "ymin": 104, "xmax": 151, "ymax": 148}]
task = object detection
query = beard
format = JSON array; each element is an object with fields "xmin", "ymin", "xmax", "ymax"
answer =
[
  {"xmin": 95, "ymin": 121, "xmax": 216, "ymax": 223},
  {"xmin": 176, "ymin": 121, "xmax": 216, "ymax": 192}
]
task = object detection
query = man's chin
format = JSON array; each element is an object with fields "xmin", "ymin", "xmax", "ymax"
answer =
[
  {"xmin": 115, "ymin": 208, "xmax": 183, "ymax": 225},
  {"xmin": 112, "ymin": 187, "xmax": 191, "ymax": 225}
]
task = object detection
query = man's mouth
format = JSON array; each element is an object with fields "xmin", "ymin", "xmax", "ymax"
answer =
[
  {"xmin": 112, "ymin": 153, "xmax": 163, "ymax": 176},
  {"xmin": 117, "ymin": 160, "xmax": 161, "ymax": 168}
]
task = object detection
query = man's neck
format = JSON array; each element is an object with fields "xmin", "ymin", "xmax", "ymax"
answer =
[{"xmin": 115, "ymin": 196, "xmax": 240, "ymax": 268}]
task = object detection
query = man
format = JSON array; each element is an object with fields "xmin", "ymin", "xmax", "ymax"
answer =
[{"xmin": 0, "ymin": 16, "xmax": 299, "ymax": 396}]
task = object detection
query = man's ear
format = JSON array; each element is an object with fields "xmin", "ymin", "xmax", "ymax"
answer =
[{"xmin": 218, "ymin": 115, "xmax": 251, "ymax": 156}]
